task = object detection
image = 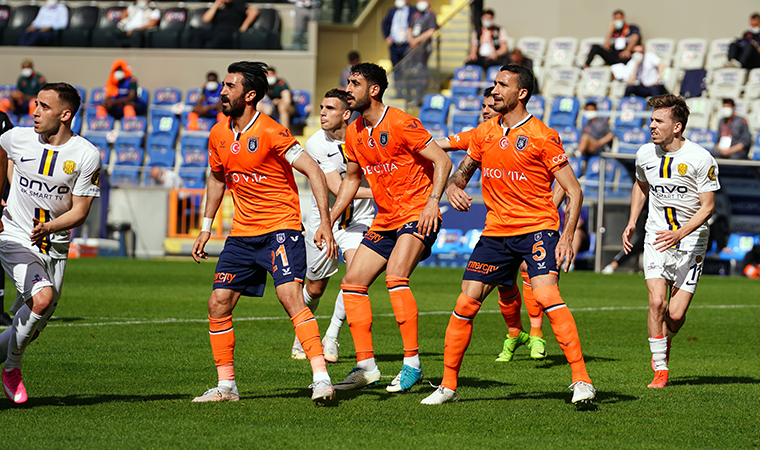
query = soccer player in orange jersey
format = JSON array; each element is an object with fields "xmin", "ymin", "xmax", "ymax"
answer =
[
  {"xmin": 436, "ymin": 87, "xmax": 549, "ymax": 362},
  {"xmin": 328, "ymin": 63, "xmax": 452, "ymax": 392},
  {"xmin": 421, "ymin": 64, "xmax": 595, "ymax": 407},
  {"xmin": 190, "ymin": 61, "xmax": 337, "ymax": 405}
]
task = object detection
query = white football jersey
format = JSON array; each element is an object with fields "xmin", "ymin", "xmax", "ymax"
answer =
[
  {"xmin": 0, "ymin": 128, "xmax": 101, "ymax": 259},
  {"xmin": 304, "ymin": 129, "xmax": 374, "ymax": 232},
  {"xmin": 635, "ymin": 139, "xmax": 720, "ymax": 251}
]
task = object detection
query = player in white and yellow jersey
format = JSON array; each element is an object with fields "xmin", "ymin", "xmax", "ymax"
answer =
[
  {"xmin": 623, "ymin": 94, "xmax": 720, "ymax": 389},
  {"xmin": 0, "ymin": 83, "xmax": 101, "ymax": 403}
]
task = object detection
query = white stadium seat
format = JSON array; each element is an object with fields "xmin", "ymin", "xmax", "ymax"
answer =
[
  {"xmin": 684, "ymin": 97, "xmax": 714, "ymax": 130},
  {"xmin": 517, "ymin": 36, "xmax": 547, "ymax": 67},
  {"xmin": 576, "ymin": 67, "xmax": 611, "ymax": 98},
  {"xmin": 744, "ymin": 68, "xmax": 760, "ymax": 100},
  {"xmin": 545, "ymin": 37, "xmax": 579, "ymax": 68},
  {"xmin": 543, "ymin": 67, "xmax": 580, "ymax": 98},
  {"xmin": 674, "ymin": 38, "xmax": 707, "ymax": 70},
  {"xmin": 707, "ymin": 68, "xmax": 747, "ymax": 99},
  {"xmin": 706, "ymin": 38, "xmax": 732, "ymax": 70},
  {"xmin": 576, "ymin": 37, "xmax": 605, "ymax": 67},
  {"xmin": 645, "ymin": 38, "xmax": 676, "ymax": 67}
]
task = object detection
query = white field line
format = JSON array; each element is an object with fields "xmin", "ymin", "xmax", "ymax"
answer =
[{"xmin": 45, "ymin": 304, "xmax": 760, "ymax": 328}]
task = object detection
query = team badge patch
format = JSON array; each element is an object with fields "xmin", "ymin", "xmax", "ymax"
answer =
[
  {"xmin": 230, "ymin": 142, "xmax": 241, "ymax": 155},
  {"xmin": 63, "ymin": 160, "xmax": 76, "ymax": 175},
  {"xmin": 534, "ymin": 232, "xmax": 542, "ymax": 241},
  {"xmin": 247, "ymin": 137, "xmax": 258, "ymax": 153},
  {"xmin": 515, "ymin": 135, "xmax": 529, "ymax": 151},
  {"xmin": 90, "ymin": 168, "xmax": 101, "ymax": 186},
  {"xmin": 499, "ymin": 137, "xmax": 509, "ymax": 149},
  {"xmin": 276, "ymin": 233, "xmax": 286, "ymax": 243},
  {"xmin": 379, "ymin": 132, "xmax": 389, "ymax": 147},
  {"xmin": 368, "ymin": 137, "xmax": 376, "ymax": 149},
  {"xmin": 696, "ymin": 255, "xmax": 703, "ymax": 263},
  {"xmin": 707, "ymin": 166, "xmax": 716, "ymax": 181},
  {"xmin": 677, "ymin": 163, "xmax": 688, "ymax": 176}
]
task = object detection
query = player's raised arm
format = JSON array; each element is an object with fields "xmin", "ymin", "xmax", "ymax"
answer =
[
  {"xmin": 623, "ymin": 178, "xmax": 649, "ymax": 254},
  {"xmin": 445, "ymin": 154, "xmax": 480, "ymax": 212},
  {"xmin": 329, "ymin": 160, "xmax": 362, "ymax": 225},
  {"xmin": 291, "ymin": 151, "xmax": 337, "ymax": 260},
  {"xmin": 417, "ymin": 140, "xmax": 451, "ymax": 236},
  {"xmin": 192, "ymin": 169, "xmax": 225, "ymax": 263},
  {"xmin": 553, "ymin": 165, "xmax": 583, "ymax": 272}
]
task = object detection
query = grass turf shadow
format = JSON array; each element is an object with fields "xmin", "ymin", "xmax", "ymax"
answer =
[
  {"xmin": 3, "ymin": 393, "xmax": 186, "ymax": 409},
  {"xmin": 669, "ymin": 375, "xmax": 760, "ymax": 386}
]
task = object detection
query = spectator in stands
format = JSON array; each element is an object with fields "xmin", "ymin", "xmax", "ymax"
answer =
[
  {"xmin": 623, "ymin": 44, "xmax": 667, "ymax": 98},
  {"xmin": 713, "ymin": 98, "xmax": 752, "ymax": 159},
  {"xmin": 742, "ymin": 244, "xmax": 760, "ymax": 278},
  {"xmin": 577, "ymin": 102, "xmax": 614, "ymax": 157},
  {"xmin": 509, "ymin": 48, "xmax": 533, "ymax": 71},
  {"xmin": 728, "ymin": 12, "xmax": 760, "ymax": 70},
  {"xmin": 583, "ymin": 9, "xmax": 640, "ymax": 68},
  {"xmin": 267, "ymin": 67, "xmax": 294, "ymax": 129},
  {"xmin": 18, "ymin": 0, "xmax": 68, "ymax": 46},
  {"xmin": 333, "ymin": 0, "xmax": 357, "ymax": 23},
  {"xmin": 339, "ymin": 50, "xmax": 361, "ymax": 90},
  {"xmin": 407, "ymin": 1, "xmax": 438, "ymax": 105},
  {"xmin": 105, "ymin": 0, "xmax": 160, "ymax": 48},
  {"xmin": 191, "ymin": 0, "xmax": 259, "ymax": 49},
  {"xmin": 465, "ymin": 9, "xmax": 509, "ymax": 69},
  {"xmin": 97, "ymin": 59, "xmax": 147, "ymax": 119},
  {"xmin": 289, "ymin": 0, "xmax": 315, "ymax": 50},
  {"xmin": 8, "ymin": 60, "xmax": 46, "ymax": 116},
  {"xmin": 150, "ymin": 166, "xmax": 185, "ymax": 189},
  {"xmin": 382, "ymin": 0, "xmax": 411, "ymax": 67},
  {"xmin": 188, "ymin": 71, "xmax": 224, "ymax": 130}
]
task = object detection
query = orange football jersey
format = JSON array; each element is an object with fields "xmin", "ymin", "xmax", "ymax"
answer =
[
  {"xmin": 209, "ymin": 113, "xmax": 301, "ymax": 236},
  {"xmin": 467, "ymin": 114, "xmax": 569, "ymax": 237},
  {"xmin": 344, "ymin": 106, "xmax": 434, "ymax": 231},
  {"xmin": 446, "ymin": 128, "xmax": 474, "ymax": 151}
]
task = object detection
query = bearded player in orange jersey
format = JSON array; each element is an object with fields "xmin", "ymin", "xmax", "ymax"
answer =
[
  {"xmin": 421, "ymin": 64, "xmax": 595, "ymax": 407},
  {"xmin": 329, "ymin": 63, "xmax": 452, "ymax": 393},
  {"xmin": 191, "ymin": 61, "xmax": 337, "ymax": 405}
]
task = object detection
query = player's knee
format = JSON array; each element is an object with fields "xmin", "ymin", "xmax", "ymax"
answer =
[
  {"xmin": 667, "ymin": 308, "xmax": 686, "ymax": 323},
  {"xmin": 648, "ymin": 295, "xmax": 667, "ymax": 312},
  {"xmin": 208, "ymin": 290, "xmax": 234, "ymax": 314},
  {"xmin": 305, "ymin": 283, "xmax": 326, "ymax": 299},
  {"xmin": 30, "ymin": 287, "xmax": 54, "ymax": 314},
  {"xmin": 532, "ymin": 285, "xmax": 561, "ymax": 309}
]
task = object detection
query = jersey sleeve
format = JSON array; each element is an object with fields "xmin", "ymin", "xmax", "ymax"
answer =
[
  {"xmin": 466, "ymin": 124, "xmax": 484, "ymax": 162},
  {"xmin": 305, "ymin": 134, "xmax": 337, "ymax": 174},
  {"xmin": 539, "ymin": 128, "xmax": 569, "ymax": 173},
  {"xmin": 0, "ymin": 127, "xmax": 16, "ymax": 161},
  {"xmin": 208, "ymin": 126, "xmax": 223, "ymax": 173},
  {"xmin": 269, "ymin": 125, "xmax": 299, "ymax": 159},
  {"xmin": 447, "ymin": 129, "xmax": 472, "ymax": 151},
  {"xmin": 400, "ymin": 115, "xmax": 433, "ymax": 154},
  {"xmin": 343, "ymin": 127, "xmax": 358, "ymax": 163},
  {"xmin": 696, "ymin": 154, "xmax": 720, "ymax": 193},
  {"xmin": 634, "ymin": 149, "xmax": 647, "ymax": 183},
  {"xmin": 73, "ymin": 147, "xmax": 102, "ymax": 198}
]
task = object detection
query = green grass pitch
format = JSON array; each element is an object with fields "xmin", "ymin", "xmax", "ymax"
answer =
[{"xmin": 0, "ymin": 258, "xmax": 758, "ymax": 449}]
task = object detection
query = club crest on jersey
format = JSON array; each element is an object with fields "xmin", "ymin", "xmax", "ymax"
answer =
[
  {"xmin": 247, "ymin": 137, "xmax": 258, "ymax": 153},
  {"xmin": 707, "ymin": 166, "xmax": 716, "ymax": 181},
  {"xmin": 368, "ymin": 137, "xmax": 376, "ymax": 148},
  {"xmin": 90, "ymin": 168, "xmax": 101, "ymax": 186},
  {"xmin": 696, "ymin": 255, "xmax": 703, "ymax": 263},
  {"xmin": 379, "ymin": 132, "xmax": 389, "ymax": 147},
  {"xmin": 677, "ymin": 163, "xmax": 688, "ymax": 176},
  {"xmin": 276, "ymin": 233, "xmax": 285, "ymax": 243},
  {"xmin": 499, "ymin": 137, "xmax": 509, "ymax": 149},
  {"xmin": 63, "ymin": 160, "xmax": 76, "ymax": 174},
  {"xmin": 515, "ymin": 135, "xmax": 529, "ymax": 151},
  {"xmin": 534, "ymin": 232, "xmax": 542, "ymax": 241},
  {"xmin": 230, "ymin": 142, "xmax": 241, "ymax": 155}
]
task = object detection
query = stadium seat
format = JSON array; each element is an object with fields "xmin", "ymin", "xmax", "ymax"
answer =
[
  {"xmin": 431, "ymin": 228, "xmax": 463, "ymax": 255},
  {"xmin": 579, "ymin": 96, "xmax": 612, "ymax": 128},
  {"xmin": 290, "ymin": 89, "xmax": 311, "ymax": 128},
  {"xmin": 451, "ymin": 114, "xmax": 479, "ymax": 134},
  {"xmin": 645, "ymin": 38, "xmax": 676, "ymax": 67},
  {"xmin": 674, "ymin": 38, "xmax": 708, "ymax": 70},
  {"xmin": 150, "ymin": 8, "xmax": 188, "ymax": 48},
  {"xmin": 85, "ymin": 87, "xmax": 107, "ymax": 120},
  {"xmin": 615, "ymin": 127, "xmax": 649, "ymax": 154},
  {"xmin": 16, "ymin": 115, "xmax": 33, "ymax": 127},
  {"xmin": 547, "ymin": 96, "xmax": 580, "ymax": 128},
  {"xmin": 179, "ymin": 169, "xmax": 206, "ymax": 189},
  {"xmin": 582, "ymin": 155, "xmax": 616, "ymax": 199},
  {"xmin": 180, "ymin": 135, "xmax": 209, "ymax": 169},
  {"xmin": 137, "ymin": 88, "xmax": 150, "ymax": 115},
  {"xmin": 146, "ymin": 143, "xmax": 176, "ymax": 168},
  {"xmin": 459, "ymin": 229, "xmax": 482, "ymax": 254},
  {"xmin": 567, "ymin": 156, "xmax": 583, "ymax": 178},
  {"xmin": 3, "ymin": 5, "xmax": 39, "ymax": 46},
  {"xmin": 526, "ymin": 94, "xmax": 545, "ymax": 120},
  {"xmin": 425, "ymin": 123, "xmax": 448, "ymax": 140},
  {"xmin": 556, "ymin": 126, "xmax": 580, "ymax": 154},
  {"xmin": 451, "ymin": 65, "xmax": 484, "ymax": 99},
  {"xmin": 116, "ymin": 117, "xmax": 147, "ymax": 150},
  {"xmin": 615, "ymin": 97, "xmax": 648, "ymax": 130},
  {"xmin": 420, "ymin": 93, "xmax": 452, "ymax": 126},
  {"xmin": 180, "ymin": 8, "xmax": 209, "ymax": 48},
  {"xmin": 114, "ymin": 146, "xmax": 144, "ymax": 168},
  {"xmin": 60, "ymin": 6, "xmax": 99, "ymax": 47},
  {"xmin": 0, "ymin": 6, "xmax": 11, "ymax": 45},
  {"xmin": 151, "ymin": 87, "xmax": 182, "ymax": 122},
  {"xmin": 151, "ymin": 114, "xmax": 180, "ymax": 141},
  {"xmin": 516, "ymin": 36, "xmax": 547, "ymax": 66},
  {"xmin": 545, "ymin": 37, "xmax": 578, "ymax": 68},
  {"xmin": 185, "ymin": 88, "xmax": 202, "ymax": 107},
  {"xmin": 744, "ymin": 68, "xmax": 760, "ymax": 101},
  {"xmin": 111, "ymin": 168, "xmax": 142, "ymax": 187},
  {"xmin": 448, "ymin": 151, "xmax": 466, "ymax": 176},
  {"xmin": 86, "ymin": 115, "xmax": 115, "ymax": 136},
  {"xmin": 85, "ymin": 135, "xmax": 110, "ymax": 164},
  {"xmin": 71, "ymin": 111, "xmax": 84, "ymax": 135},
  {"xmin": 91, "ymin": 6, "xmax": 126, "ymax": 48},
  {"xmin": 0, "ymin": 84, "xmax": 14, "ymax": 101},
  {"xmin": 453, "ymin": 95, "xmax": 480, "ymax": 114},
  {"xmin": 684, "ymin": 97, "xmax": 713, "ymax": 129},
  {"xmin": 719, "ymin": 232, "xmax": 760, "ymax": 262},
  {"xmin": 707, "ymin": 68, "xmax": 746, "ymax": 99},
  {"xmin": 238, "ymin": 8, "xmax": 281, "ymax": 50},
  {"xmin": 73, "ymin": 85, "xmax": 87, "ymax": 104},
  {"xmin": 485, "ymin": 66, "xmax": 500, "ymax": 83},
  {"xmin": 686, "ymin": 128, "xmax": 716, "ymax": 151},
  {"xmin": 544, "ymin": 67, "xmax": 580, "ymax": 98},
  {"xmin": 576, "ymin": 37, "xmax": 605, "ymax": 67},
  {"xmin": 706, "ymin": 38, "xmax": 732, "ymax": 70},
  {"xmin": 576, "ymin": 67, "xmax": 611, "ymax": 98}
]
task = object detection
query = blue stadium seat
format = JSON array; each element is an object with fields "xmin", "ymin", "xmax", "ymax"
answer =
[
  {"xmin": 579, "ymin": 96, "xmax": 612, "ymax": 127},
  {"xmin": 451, "ymin": 65, "xmax": 484, "ymax": 99},
  {"xmin": 424, "ymin": 122, "xmax": 448, "ymax": 140},
  {"xmin": 179, "ymin": 168, "xmax": 206, "ymax": 188},
  {"xmin": 0, "ymin": 84, "xmax": 15, "ymax": 100},
  {"xmin": 151, "ymin": 87, "xmax": 182, "ymax": 119},
  {"xmin": 486, "ymin": 66, "xmax": 500, "ymax": 83},
  {"xmin": 420, "ymin": 94, "xmax": 452, "ymax": 126},
  {"xmin": 448, "ymin": 150, "xmax": 466, "ymax": 175},
  {"xmin": 460, "ymin": 229, "xmax": 483, "ymax": 254},
  {"xmin": 180, "ymin": 134, "xmax": 209, "ymax": 152},
  {"xmin": 85, "ymin": 135, "xmax": 110, "ymax": 164},
  {"xmin": 719, "ymin": 232, "xmax": 760, "ymax": 261},
  {"xmin": 451, "ymin": 95, "xmax": 480, "ymax": 133},
  {"xmin": 548, "ymin": 96, "xmax": 579, "ymax": 128},
  {"xmin": 431, "ymin": 228, "xmax": 463, "ymax": 255},
  {"xmin": 137, "ymin": 88, "xmax": 150, "ymax": 115},
  {"xmin": 73, "ymin": 85, "xmax": 87, "ymax": 103},
  {"xmin": 616, "ymin": 127, "xmax": 649, "ymax": 154},
  {"xmin": 181, "ymin": 135, "xmax": 209, "ymax": 168},
  {"xmin": 686, "ymin": 128, "xmax": 716, "ymax": 151},
  {"xmin": 582, "ymin": 155, "xmax": 615, "ymax": 198},
  {"xmin": 147, "ymin": 145, "xmax": 176, "ymax": 168},
  {"xmin": 115, "ymin": 117, "xmax": 147, "ymax": 150},
  {"xmin": 454, "ymin": 95, "xmax": 480, "ymax": 113},
  {"xmin": 567, "ymin": 156, "xmax": 583, "ymax": 178},
  {"xmin": 110, "ymin": 168, "xmax": 142, "ymax": 187},
  {"xmin": 527, "ymin": 95, "xmax": 545, "ymax": 120},
  {"xmin": 71, "ymin": 111, "xmax": 84, "ymax": 135},
  {"xmin": 86, "ymin": 115, "xmax": 115, "ymax": 135},
  {"xmin": 451, "ymin": 114, "xmax": 479, "ymax": 134},
  {"xmin": 151, "ymin": 114, "xmax": 180, "ymax": 142},
  {"xmin": 114, "ymin": 146, "xmax": 144, "ymax": 167},
  {"xmin": 615, "ymin": 97, "xmax": 648, "ymax": 130},
  {"xmin": 290, "ymin": 89, "xmax": 311, "ymax": 127},
  {"xmin": 85, "ymin": 87, "xmax": 106, "ymax": 120},
  {"xmin": 185, "ymin": 88, "xmax": 202, "ymax": 106},
  {"xmin": 16, "ymin": 115, "xmax": 34, "ymax": 127},
  {"xmin": 556, "ymin": 126, "xmax": 580, "ymax": 153}
]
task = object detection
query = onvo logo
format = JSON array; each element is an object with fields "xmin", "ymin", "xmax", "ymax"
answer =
[{"xmin": 19, "ymin": 176, "xmax": 70, "ymax": 194}]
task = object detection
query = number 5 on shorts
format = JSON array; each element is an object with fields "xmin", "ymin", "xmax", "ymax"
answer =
[{"xmin": 532, "ymin": 241, "xmax": 546, "ymax": 261}]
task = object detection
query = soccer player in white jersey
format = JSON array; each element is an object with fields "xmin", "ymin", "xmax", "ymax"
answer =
[
  {"xmin": 0, "ymin": 83, "xmax": 101, "ymax": 403},
  {"xmin": 291, "ymin": 89, "xmax": 375, "ymax": 362},
  {"xmin": 623, "ymin": 94, "xmax": 719, "ymax": 389}
]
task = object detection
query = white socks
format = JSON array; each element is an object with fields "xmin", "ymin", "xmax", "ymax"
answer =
[
  {"xmin": 313, "ymin": 370, "xmax": 331, "ymax": 384},
  {"xmin": 218, "ymin": 379, "xmax": 237, "ymax": 391},
  {"xmin": 325, "ymin": 290, "xmax": 346, "ymax": 340},
  {"xmin": 302, "ymin": 286, "xmax": 320, "ymax": 314},
  {"xmin": 649, "ymin": 336, "xmax": 668, "ymax": 371},
  {"xmin": 403, "ymin": 355, "xmax": 421, "ymax": 369},
  {"xmin": 357, "ymin": 357, "xmax": 377, "ymax": 372},
  {"xmin": 5, "ymin": 304, "xmax": 42, "ymax": 371}
]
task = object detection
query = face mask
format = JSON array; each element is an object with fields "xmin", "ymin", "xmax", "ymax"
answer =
[
  {"xmin": 20, "ymin": 68, "xmax": 33, "ymax": 78},
  {"xmin": 720, "ymin": 106, "xmax": 734, "ymax": 118},
  {"xmin": 614, "ymin": 19, "xmax": 624, "ymax": 29},
  {"xmin": 136, "ymin": 1, "xmax": 148, "ymax": 9},
  {"xmin": 584, "ymin": 110, "xmax": 598, "ymax": 120},
  {"xmin": 482, "ymin": 20, "xmax": 493, "ymax": 28},
  {"xmin": 206, "ymin": 81, "xmax": 219, "ymax": 91},
  {"xmin": 416, "ymin": 1, "xmax": 428, "ymax": 12},
  {"xmin": 114, "ymin": 70, "xmax": 126, "ymax": 81},
  {"xmin": 632, "ymin": 52, "xmax": 644, "ymax": 62},
  {"xmin": 751, "ymin": 26, "xmax": 760, "ymax": 34},
  {"xmin": 394, "ymin": 0, "xmax": 405, "ymax": 9},
  {"xmin": 46, "ymin": 0, "xmax": 58, "ymax": 6},
  {"xmin": 267, "ymin": 76, "xmax": 277, "ymax": 86}
]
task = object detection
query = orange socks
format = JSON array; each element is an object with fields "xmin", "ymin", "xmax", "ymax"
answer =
[
  {"xmin": 386, "ymin": 276, "xmax": 419, "ymax": 358},
  {"xmin": 533, "ymin": 285, "xmax": 591, "ymax": 384},
  {"xmin": 497, "ymin": 284, "xmax": 523, "ymax": 338},
  {"xmin": 291, "ymin": 307, "xmax": 327, "ymax": 375},
  {"xmin": 187, "ymin": 112, "xmax": 200, "ymax": 130},
  {"xmin": 442, "ymin": 294, "xmax": 483, "ymax": 391},
  {"xmin": 209, "ymin": 314, "xmax": 235, "ymax": 381},
  {"xmin": 95, "ymin": 105, "xmax": 108, "ymax": 118},
  {"xmin": 123, "ymin": 104, "xmax": 137, "ymax": 118},
  {"xmin": 341, "ymin": 284, "xmax": 374, "ymax": 362},
  {"xmin": 521, "ymin": 271, "xmax": 544, "ymax": 338}
]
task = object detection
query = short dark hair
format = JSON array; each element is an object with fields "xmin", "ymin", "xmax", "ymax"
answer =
[
  {"xmin": 483, "ymin": 86, "xmax": 493, "ymax": 97},
  {"xmin": 324, "ymin": 88, "xmax": 349, "ymax": 110},
  {"xmin": 585, "ymin": 101, "xmax": 597, "ymax": 108},
  {"xmin": 350, "ymin": 63, "xmax": 388, "ymax": 101},
  {"xmin": 647, "ymin": 94, "xmax": 690, "ymax": 130},
  {"xmin": 347, "ymin": 50, "xmax": 360, "ymax": 62},
  {"xmin": 40, "ymin": 82, "xmax": 80, "ymax": 116},
  {"xmin": 751, "ymin": 12, "xmax": 760, "ymax": 20},
  {"xmin": 612, "ymin": 9, "xmax": 625, "ymax": 16},
  {"xmin": 499, "ymin": 63, "xmax": 535, "ymax": 103},
  {"xmin": 722, "ymin": 98, "xmax": 735, "ymax": 107},
  {"xmin": 206, "ymin": 71, "xmax": 218, "ymax": 79},
  {"xmin": 267, "ymin": 66, "xmax": 276, "ymax": 73},
  {"xmin": 227, "ymin": 61, "xmax": 268, "ymax": 106},
  {"xmin": 482, "ymin": 9, "xmax": 494, "ymax": 17}
]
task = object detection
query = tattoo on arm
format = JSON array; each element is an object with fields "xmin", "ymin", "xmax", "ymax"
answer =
[{"xmin": 447, "ymin": 156, "xmax": 480, "ymax": 189}]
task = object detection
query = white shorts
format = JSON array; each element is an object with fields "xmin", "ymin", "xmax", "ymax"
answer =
[
  {"xmin": 643, "ymin": 242, "xmax": 704, "ymax": 294},
  {"xmin": 305, "ymin": 222, "xmax": 369, "ymax": 281},
  {"xmin": 0, "ymin": 237, "xmax": 67, "ymax": 332}
]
